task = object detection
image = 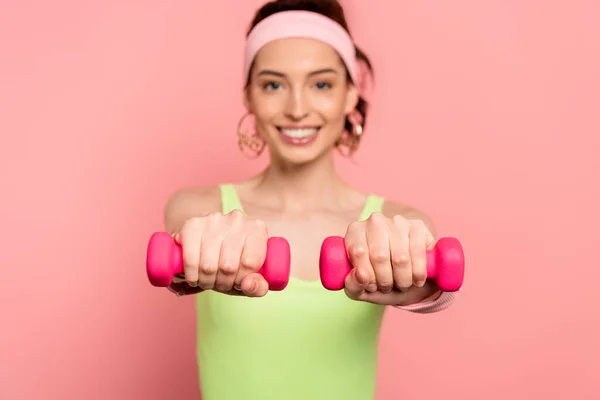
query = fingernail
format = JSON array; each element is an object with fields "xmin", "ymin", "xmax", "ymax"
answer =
[
  {"xmin": 250, "ymin": 282, "xmax": 258, "ymax": 293},
  {"xmin": 367, "ymin": 284, "xmax": 378, "ymax": 293},
  {"xmin": 415, "ymin": 280, "xmax": 425, "ymax": 287}
]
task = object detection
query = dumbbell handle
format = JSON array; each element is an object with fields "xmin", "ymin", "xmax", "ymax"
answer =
[
  {"xmin": 146, "ymin": 232, "xmax": 291, "ymax": 290},
  {"xmin": 319, "ymin": 236, "xmax": 464, "ymax": 292}
]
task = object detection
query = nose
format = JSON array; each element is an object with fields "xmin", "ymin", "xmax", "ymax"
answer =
[{"xmin": 283, "ymin": 87, "xmax": 309, "ymax": 121}]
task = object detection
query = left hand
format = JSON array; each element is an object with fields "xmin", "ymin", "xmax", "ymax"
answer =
[{"xmin": 343, "ymin": 212, "xmax": 437, "ymax": 305}]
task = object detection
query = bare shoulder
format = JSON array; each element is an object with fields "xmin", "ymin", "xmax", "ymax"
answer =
[
  {"xmin": 163, "ymin": 186, "xmax": 222, "ymax": 232},
  {"xmin": 381, "ymin": 200, "xmax": 438, "ymax": 237}
]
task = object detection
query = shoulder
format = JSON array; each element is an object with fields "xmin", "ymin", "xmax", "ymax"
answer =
[
  {"xmin": 381, "ymin": 199, "xmax": 438, "ymax": 237},
  {"xmin": 163, "ymin": 185, "xmax": 222, "ymax": 232}
]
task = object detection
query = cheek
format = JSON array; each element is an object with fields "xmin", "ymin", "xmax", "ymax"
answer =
[
  {"xmin": 312, "ymin": 95, "xmax": 347, "ymax": 123},
  {"xmin": 250, "ymin": 94, "xmax": 281, "ymax": 122}
]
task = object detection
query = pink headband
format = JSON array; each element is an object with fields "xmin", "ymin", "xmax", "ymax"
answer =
[{"xmin": 244, "ymin": 10, "xmax": 358, "ymax": 83}]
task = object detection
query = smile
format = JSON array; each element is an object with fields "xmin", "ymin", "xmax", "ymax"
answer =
[{"xmin": 277, "ymin": 127, "xmax": 320, "ymax": 145}]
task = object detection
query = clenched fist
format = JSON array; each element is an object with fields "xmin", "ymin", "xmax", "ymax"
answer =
[
  {"xmin": 343, "ymin": 212, "xmax": 437, "ymax": 305},
  {"xmin": 167, "ymin": 210, "xmax": 270, "ymax": 297}
]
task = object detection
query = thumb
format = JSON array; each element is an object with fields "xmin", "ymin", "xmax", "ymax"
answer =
[{"xmin": 344, "ymin": 268, "xmax": 369, "ymax": 301}]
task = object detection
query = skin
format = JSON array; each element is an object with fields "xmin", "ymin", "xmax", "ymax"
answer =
[{"xmin": 165, "ymin": 37, "xmax": 441, "ymax": 306}]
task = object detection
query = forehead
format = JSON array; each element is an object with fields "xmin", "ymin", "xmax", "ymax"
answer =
[{"xmin": 253, "ymin": 37, "xmax": 345, "ymax": 73}]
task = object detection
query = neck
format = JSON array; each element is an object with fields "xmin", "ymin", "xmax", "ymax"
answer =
[{"xmin": 250, "ymin": 150, "xmax": 351, "ymax": 211}]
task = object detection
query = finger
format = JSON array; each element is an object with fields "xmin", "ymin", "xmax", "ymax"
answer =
[
  {"xmin": 366, "ymin": 214, "xmax": 393, "ymax": 293},
  {"xmin": 426, "ymin": 229, "xmax": 436, "ymax": 250},
  {"xmin": 239, "ymin": 273, "xmax": 269, "ymax": 297},
  {"xmin": 179, "ymin": 219, "xmax": 203, "ymax": 286},
  {"xmin": 408, "ymin": 220, "xmax": 428, "ymax": 287},
  {"xmin": 345, "ymin": 222, "xmax": 376, "ymax": 292},
  {"xmin": 343, "ymin": 267, "xmax": 369, "ymax": 301},
  {"xmin": 214, "ymin": 230, "xmax": 245, "ymax": 292},
  {"xmin": 235, "ymin": 222, "xmax": 268, "ymax": 288},
  {"xmin": 197, "ymin": 228, "xmax": 223, "ymax": 290},
  {"xmin": 350, "ymin": 289, "xmax": 406, "ymax": 306},
  {"xmin": 390, "ymin": 215, "xmax": 412, "ymax": 291}
]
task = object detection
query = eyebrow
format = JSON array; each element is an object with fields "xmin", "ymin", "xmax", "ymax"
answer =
[{"xmin": 257, "ymin": 68, "xmax": 338, "ymax": 78}]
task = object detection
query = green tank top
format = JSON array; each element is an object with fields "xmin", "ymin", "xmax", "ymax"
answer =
[{"xmin": 194, "ymin": 184, "xmax": 386, "ymax": 400}]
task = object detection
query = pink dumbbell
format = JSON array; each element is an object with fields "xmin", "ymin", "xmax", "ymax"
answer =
[
  {"xmin": 146, "ymin": 232, "xmax": 292, "ymax": 290},
  {"xmin": 319, "ymin": 236, "xmax": 464, "ymax": 292}
]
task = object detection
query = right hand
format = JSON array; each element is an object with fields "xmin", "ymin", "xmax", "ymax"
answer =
[{"xmin": 166, "ymin": 210, "xmax": 270, "ymax": 298}]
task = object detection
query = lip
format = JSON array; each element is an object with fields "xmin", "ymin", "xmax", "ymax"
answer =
[
  {"xmin": 277, "ymin": 127, "xmax": 320, "ymax": 146},
  {"xmin": 277, "ymin": 125, "xmax": 320, "ymax": 129}
]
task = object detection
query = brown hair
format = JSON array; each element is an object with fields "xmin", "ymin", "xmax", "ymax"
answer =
[{"xmin": 245, "ymin": 0, "xmax": 374, "ymax": 134}]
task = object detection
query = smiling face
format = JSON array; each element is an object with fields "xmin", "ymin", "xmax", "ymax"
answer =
[{"xmin": 244, "ymin": 37, "xmax": 359, "ymax": 165}]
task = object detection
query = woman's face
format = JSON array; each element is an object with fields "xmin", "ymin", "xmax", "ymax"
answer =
[{"xmin": 245, "ymin": 37, "xmax": 359, "ymax": 165}]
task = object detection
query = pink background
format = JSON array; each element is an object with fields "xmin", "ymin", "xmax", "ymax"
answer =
[{"xmin": 1, "ymin": 0, "xmax": 599, "ymax": 398}]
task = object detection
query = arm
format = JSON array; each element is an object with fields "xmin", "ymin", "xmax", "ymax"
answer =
[
  {"xmin": 382, "ymin": 201, "xmax": 459, "ymax": 314},
  {"xmin": 162, "ymin": 186, "xmax": 222, "ymax": 296},
  {"xmin": 163, "ymin": 186, "xmax": 222, "ymax": 233}
]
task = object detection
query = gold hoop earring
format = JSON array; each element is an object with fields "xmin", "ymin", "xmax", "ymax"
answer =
[{"xmin": 237, "ymin": 112, "xmax": 265, "ymax": 159}]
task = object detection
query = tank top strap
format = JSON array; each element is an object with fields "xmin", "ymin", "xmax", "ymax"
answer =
[
  {"xmin": 219, "ymin": 184, "xmax": 383, "ymax": 220},
  {"xmin": 219, "ymin": 183, "xmax": 245, "ymax": 214},
  {"xmin": 358, "ymin": 194, "xmax": 385, "ymax": 221}
]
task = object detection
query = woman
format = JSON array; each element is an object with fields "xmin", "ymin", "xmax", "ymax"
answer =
[{"xmin": 164, "ymin": 1, "xmax": 458, "ymax": 399}]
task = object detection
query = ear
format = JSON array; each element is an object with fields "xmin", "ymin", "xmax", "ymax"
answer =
[{"xmin": 344, "ymin": 82, "xmax": 359, "ymax": 115}]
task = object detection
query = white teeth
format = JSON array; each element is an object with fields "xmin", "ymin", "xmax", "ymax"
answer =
[{"xmin": 280, "ymin": 128, "xmax": 318, "ymax": 139}]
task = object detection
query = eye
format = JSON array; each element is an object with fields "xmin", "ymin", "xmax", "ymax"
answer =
[
  {"xmin": 314, "ymin": 81, "xmax": 331, "ymax": 90},
  {"xmin": 263, "ymin": 81, "xmax": 282, "ymax": 91}
]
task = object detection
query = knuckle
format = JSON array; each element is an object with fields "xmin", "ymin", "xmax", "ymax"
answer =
[
  {"xmin": 253, "ymin": 218, "xmax": 266, "ymax": 228},
  {"xmin": 219, "ymin": 260, "xmax": 238, "ymax": 275},
  {"xmin": 367, "ymin": 212, "xmax": 386, "ymax": 225},
  {"xmin": 413, "ymin": 270, "xmax": 427, "ymax": 282},
  {"xmin": 412, "ymin": 218, "xmax": 427, "ymax": 228},
  {"xmin": 409, "ymin": 219, "xmax": 427, "ymax": 233},
  {"xmin": 377, "ymin": 279, "xmax": 394, "ymax": 289},
  {"xmin": 182, "ymin": 252, "xmax": 196, "ymax": 267},
  {"xmin": 183, "ymin": 258, "xmax": 199, "ymax": 274},
  {"xmin": 369, "ymin": 249, "xmax": 389, "ymax": 264},
  {"xmin": 182, "ymin": 216, "xmax": 201, "ymax": 232},
  {"xmin": 241, "ymin": 255, "xmax": 262, "ymax": 270},
  {"xmin": 215, "ymin": 282, "xmax": 233, "ymax": 291},
  {"xmin": 394, "ymin": 279, "xmax": 412, "ymax": 291},
  {"xmin": 349, "ymin": 244, "xmax": 367, "ymax": 259},
  {"xmin": 206, "ymin": 212, "xmax": 222, "ymax": 223},
  {"xmin": 391, "ymin": 252, "xmax": 411, "ymax": 267},
  {"xmin": 228, "ymin": 209, "xmax": 245, "ymax": 224},
  {"xmin": 199, "ymin": 261, "xmax": 217, "ymax": 274},
  {"xmin": 346, "ymin": 220, "xmax": 363, "ymax": 233},
  {"xmin": 229, "ymin": 208, "xmax": 245, "ymax": 219},
  {"xmin": 392, "ymin": 214, "xmax": 407, "ymax": 225},
  {"xmin": 251, "ymin": 219, "xmax": 268, "ymax": 234},
  {"xmin": 393, "ymin": 217, "xmax": 410, "ymax": 232}
]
